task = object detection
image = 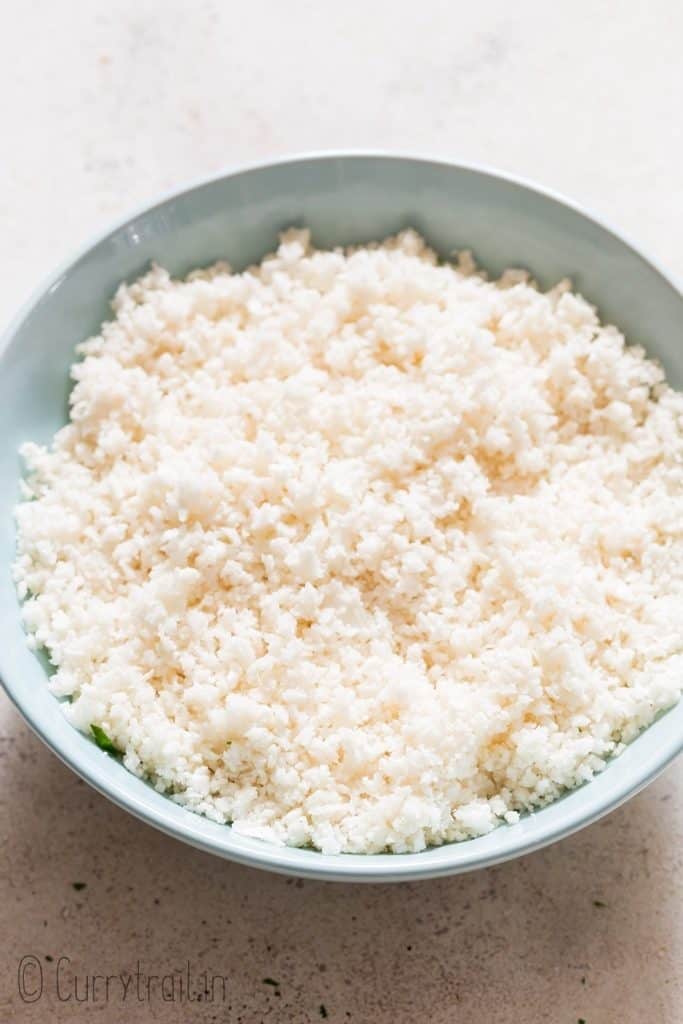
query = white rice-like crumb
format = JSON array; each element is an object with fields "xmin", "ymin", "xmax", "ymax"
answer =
[{"xmin": 13, "ymin": 229, "xmax": 683, "ymax": 854}]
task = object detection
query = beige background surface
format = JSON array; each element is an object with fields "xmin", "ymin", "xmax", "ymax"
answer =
[{"xmin": 1, "ymin": 2, "xmax": 682, "ymax": 1021}]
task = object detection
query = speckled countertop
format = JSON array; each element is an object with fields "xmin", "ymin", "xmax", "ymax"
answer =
[{"xmin": 1, "ymin": 2, "xmax": 681, "ymax": 1021}]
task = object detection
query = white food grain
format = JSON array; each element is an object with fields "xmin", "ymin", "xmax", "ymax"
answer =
[{"xmin": 14, "ymin": 230, "xmax": 683, "ymax": 854}]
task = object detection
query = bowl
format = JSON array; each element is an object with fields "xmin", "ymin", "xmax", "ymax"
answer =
[{"xmin": 1, "ymin": 153, "xmax": 681, "ymax": 881}]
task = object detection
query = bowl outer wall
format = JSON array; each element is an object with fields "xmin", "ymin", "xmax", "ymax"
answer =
[{"xmin": 0, "ymin": 152, "xmax": 681, "ymax": 882}]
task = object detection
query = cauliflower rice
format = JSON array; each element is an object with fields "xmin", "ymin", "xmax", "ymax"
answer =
[{"xmin": 14, "ymin": 229, "xmax": 683, "ymax": 854}]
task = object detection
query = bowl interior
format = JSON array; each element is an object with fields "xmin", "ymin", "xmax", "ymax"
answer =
[{"xmin": 1, "ymin": 155, "xmax": 681, "ymax": 880}]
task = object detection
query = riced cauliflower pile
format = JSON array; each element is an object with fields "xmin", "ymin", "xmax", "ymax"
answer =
[{"xmin": 14, "ymin": 230, "xmax": 683, "ymax": 854}]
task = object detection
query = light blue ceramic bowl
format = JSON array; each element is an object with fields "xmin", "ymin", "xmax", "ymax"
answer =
[{"xmin": 1, "ymin": 154, "xmax": 681, "ymax": 881}]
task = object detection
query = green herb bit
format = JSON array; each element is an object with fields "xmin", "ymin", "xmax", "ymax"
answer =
[{"xmin": 90, "ymin": 724, "xmax": 119, "ymax": 754}]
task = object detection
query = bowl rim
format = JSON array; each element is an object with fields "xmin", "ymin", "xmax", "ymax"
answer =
[{"xmin": 1, "ymin": 150, "xmax": 682, "ymax": 882}]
